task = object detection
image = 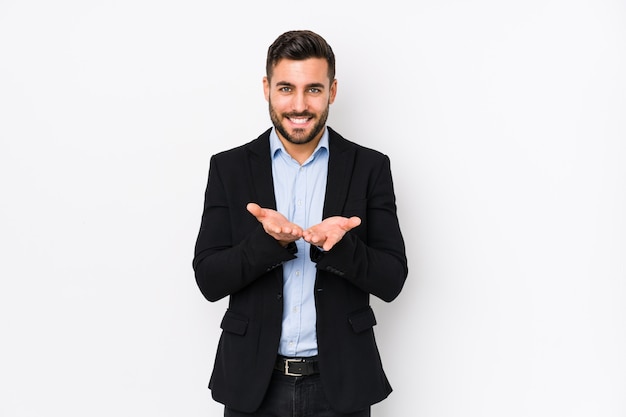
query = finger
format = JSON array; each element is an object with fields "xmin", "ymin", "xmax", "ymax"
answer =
[
  {"xmin": 303, "ymin": 232, "xmax": 319, "ymax": 244},
  {"xmin": 347, "ymin": 216, "xmax": 361, "ymax": 229},
  {"xmin": 323, "ymin": 236, "xmax": 338, "ymax": 251},
  {"xmin": 246, "ymin": 202, "xmax": 262, "ymax": 217},
  {"xmin": 246, "ymin": 202, "xmax": 259, "ymax": 212}
]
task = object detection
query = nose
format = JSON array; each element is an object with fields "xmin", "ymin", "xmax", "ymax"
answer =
[{"xmin": 291, "ymin": 91, "xmax": 308, "ymax": 113}]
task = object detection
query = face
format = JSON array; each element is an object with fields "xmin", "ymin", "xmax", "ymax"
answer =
[{"xmin": 264, "ymin": 58, "xmax": 337, "ymax": 146}]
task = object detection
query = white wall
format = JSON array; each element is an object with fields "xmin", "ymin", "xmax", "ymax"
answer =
[{"xmin": 1, "ymin": 1, "xmax": 625, "ymax": 416}]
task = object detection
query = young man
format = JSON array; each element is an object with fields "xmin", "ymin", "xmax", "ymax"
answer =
[{"xmin": 193, "ymin": 30, "xmax": 408, "ymax": 417}]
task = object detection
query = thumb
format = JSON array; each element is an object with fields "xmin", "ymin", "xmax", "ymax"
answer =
[
  {"xmin": 347, "ymin": 216, "xmax": 361, "ymax": 229},
  {"xmin": 246, "ymin": 202, "xmax": 262, "ymax": 217}
]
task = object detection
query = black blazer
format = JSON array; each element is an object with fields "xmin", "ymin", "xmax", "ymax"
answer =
[{"xmin": 193, "ymin": 127, "xmax": 408, "ymax": 413}]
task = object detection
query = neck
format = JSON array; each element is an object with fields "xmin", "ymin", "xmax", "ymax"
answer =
[{"xmin": 278, "ymin": 134, "xmax": 323, "ymax": 166}]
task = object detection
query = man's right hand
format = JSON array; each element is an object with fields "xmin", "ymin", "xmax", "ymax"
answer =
[{"xmin": 246, "ymin": 203, "xmax": 303, "ymax": 247}]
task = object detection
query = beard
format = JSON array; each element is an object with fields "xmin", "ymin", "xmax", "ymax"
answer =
[{"xmin": 269, "ymin": 100, "xmax": 329, "ymax": 145}]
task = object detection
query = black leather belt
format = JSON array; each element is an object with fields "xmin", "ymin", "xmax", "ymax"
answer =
[{"xmin": 274, "ymin": 356, "xmax": 319, "ymax": 376}]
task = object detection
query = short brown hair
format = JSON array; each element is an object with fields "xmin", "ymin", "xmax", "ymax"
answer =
[{"xmin": 266, "ymin": 30, "xmax": 336, "ymax": 82}]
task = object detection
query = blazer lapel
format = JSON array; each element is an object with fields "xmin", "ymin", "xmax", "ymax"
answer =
[
  {"xmin": 324, "ymin": 127, "xmax": 355, "ymax": 217},
  {"xmin": 248, "ymin": 129, "xmax": 277, "ymax": 210}
]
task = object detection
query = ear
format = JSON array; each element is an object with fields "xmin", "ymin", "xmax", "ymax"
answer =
[
  {"xmin": 328, "ymin": 79, "xmax": 337, "ymax": 104},
  {"xmin": 263, "ymin": 76, "xmax": 270, "ymax": 102}
]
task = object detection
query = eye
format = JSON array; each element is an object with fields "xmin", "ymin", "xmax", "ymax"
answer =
[
  {"xmin": 279, "ymin": 86, "xmax": 292, "ymax": 92},
  {"xmin": 308, "ymin": 88, "xmax": 321, "ymax": 93}
]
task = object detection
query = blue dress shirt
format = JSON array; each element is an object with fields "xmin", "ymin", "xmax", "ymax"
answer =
[{"xmin": 270, "ymin": 127, "xmax": 329, "ymax": 358}]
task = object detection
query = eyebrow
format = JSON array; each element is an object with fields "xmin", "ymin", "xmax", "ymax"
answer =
[{"xmin": 275, "ymin": 81, "xmax": 325, "ymax": 89}]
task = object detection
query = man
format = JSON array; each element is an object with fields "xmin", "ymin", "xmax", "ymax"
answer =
[{"xmin": 193, "ymin": 30, "xmax": 408, "ymax": 417}]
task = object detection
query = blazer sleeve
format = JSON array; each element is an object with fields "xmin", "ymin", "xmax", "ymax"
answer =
[
  {"xmin": 311, "ymin": 154, "xmax": 408, "ymax": 302},
  {"xmin": 192, "ymin": 153, "xmax": 296, "ymax": 302}
]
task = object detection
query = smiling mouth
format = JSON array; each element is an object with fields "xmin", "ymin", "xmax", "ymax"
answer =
[
  {"xmin": 286, "ymin": 112, "xmax": 314, "ymax": 125},
  {"xmin": 288, "ymin": 117, "xmax": 311, "ymax": 125}
]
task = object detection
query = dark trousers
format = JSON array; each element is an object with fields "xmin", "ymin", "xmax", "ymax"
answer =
[{"xmin": 224, "ymin": 370, "xmax": 371, "ymax": 417}]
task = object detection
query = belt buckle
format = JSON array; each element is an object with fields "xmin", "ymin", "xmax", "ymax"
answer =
[{"xmin": 284, "ymin": 358, "xmax": 304, "ymax": 376}]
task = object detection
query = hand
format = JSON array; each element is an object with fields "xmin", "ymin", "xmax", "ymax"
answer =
[
  {"xmin": 246, "ymin": 203, "xmax": 303, "ymax": 246},
  {"xmin": 303, "ymin": 216, "xmax": 361, "ymax": 251}
]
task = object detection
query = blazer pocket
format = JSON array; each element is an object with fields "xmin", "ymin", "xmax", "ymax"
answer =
[
  {"xmin": 220, "ymin": 309, "xmax": 249, "ymax": 336},
  {"xmin": 348, "ymin": 306, "xmax": 377, "ymax": 334}
]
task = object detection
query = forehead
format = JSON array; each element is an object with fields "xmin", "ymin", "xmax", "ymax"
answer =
[{"xmin": 270, "ymin": 58, "xmax": 330, "ymax": 85}]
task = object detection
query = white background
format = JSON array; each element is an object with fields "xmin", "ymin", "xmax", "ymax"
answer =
[{"xmin": 1, "ymin": 1, "xmax": 625, "ymax": 416}]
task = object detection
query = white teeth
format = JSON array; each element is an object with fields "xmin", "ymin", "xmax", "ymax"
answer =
[{"xmin": 290, "ymin": 118, "xmax": 309, "ymax": 124}]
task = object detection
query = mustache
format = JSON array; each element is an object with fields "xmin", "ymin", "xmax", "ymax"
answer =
[{"xmin": 284, "ymin": 111, "xmax": 315, "ymax": 118}]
